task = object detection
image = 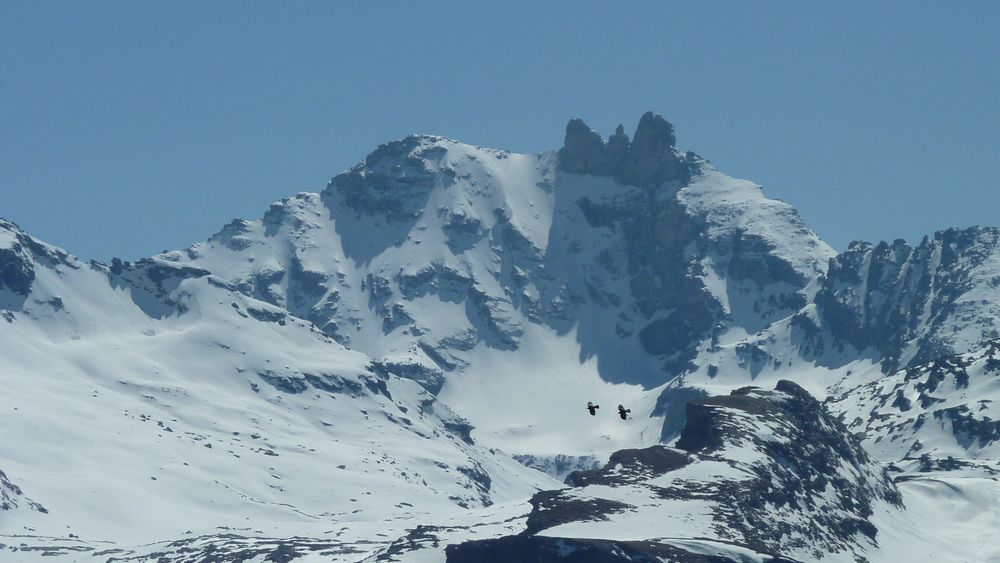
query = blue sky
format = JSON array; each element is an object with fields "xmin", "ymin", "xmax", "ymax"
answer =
[{"xmin": 2, "ymin": 1, "xmax": 998, "ymax": 260}]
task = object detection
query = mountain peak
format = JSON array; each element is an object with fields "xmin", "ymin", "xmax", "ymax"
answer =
[
  {"xmin": 632, "ymin": 111, "xmax": 676, "ymax": 154},
  {"xmin": 559, "ymin": 112, "xmax": 686, "ymax": 188}
]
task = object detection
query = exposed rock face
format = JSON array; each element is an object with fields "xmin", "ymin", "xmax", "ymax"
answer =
[
  {"xmin": 1, "ymin": 218, "xmax": 81, "ymax": 312},
  {"xmin": 625, "ymin": 111, "xmax": 681, "ymax": 188},
  {"xmin": 571, "ymin": 182, "xmax": 728, "ymax": 372},
  {"xmin": 560, "ymin": 118, "xmax": 609, "ymax": 176},
  {"xmin": 673, "ymin": 382, "xmax": 901, "ymax": 558},
  {"xmin": 652, "ymin": 385, "xmax": 710, "ymax": 442},
  {"xmin": 0, "ymin": 220, "xmax": 37, "ymax": 297},
  {"xmin": 448, "ymin": 381, "xmax": 903, "ymax": 562},
  {"xmin": 629, "ymin": 197, "xmax": 719, "ymax": 360},
  {"xmin": 324, "ymin": 135, "xmax": 445, "ymax": 224},
  {"xmin": 816, "ymin": 227, "xmax": 1000, "ymax": 371},
  {"xmin": 676, "ymin": 382, "xmax": 903, "ymax": 545},
  {"xmin": 559, "ymin": 112, "xmax": 688, "ymax": 188},
  {"xmin": 104, "ymin": 256, "xmax": 213, "ymax": 318},
  {"xmin": 556, "ymin": 121, "xmax": 832, "ymax": 374}
]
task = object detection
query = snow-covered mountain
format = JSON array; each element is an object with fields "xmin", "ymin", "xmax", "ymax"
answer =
[
  {"xmin": 816, "ymin": 229, "xmax": 1000, "ymax": 372},
  {"xmin": 833, "ymin": 338, "xmax": 1000, "ymax": 477},
  {"xmin": 158, "ymin": 112, "xmax": 835, "ymax": 460},
  {"xmin": 450, "ymin": 381, "xmax": 906, "ymax": 562},
  {"xmin": 0, "ymin": 218, "xmax": 556, "ymax": 560},
  {"xmin": 3, "ymin": 113, "xmax": 1000, "ymax": 561}
]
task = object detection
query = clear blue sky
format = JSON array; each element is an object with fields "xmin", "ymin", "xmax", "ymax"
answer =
[{"xmin": 2, "ymin": 1, "xmax": 998, "ymax": 260}]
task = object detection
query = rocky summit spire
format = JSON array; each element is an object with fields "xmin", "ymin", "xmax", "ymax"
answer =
[
  {"xmin": 631, "ymin": 111, "xmax": 676, "ymax": 151},
  {"xmin": 624, "ymin": 112, "xmax": 681, "ymax": 188},
  {"xmin": 559, "ymin": 118, "xmax": 610, "ymax": 176},
  {"xmin": 605, "ymin": 124, "xmax": 630, "ymax": 172},
  {"xmin": 558, "ymin": 112, "xmax": 687, "ymax": 188}
]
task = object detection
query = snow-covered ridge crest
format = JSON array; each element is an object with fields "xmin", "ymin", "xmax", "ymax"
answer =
[
  {"xmin": 1, "ymin": 218, "xmax": 79, "ymax": 303},
  {"xmin": 678, "ymin": 164, "xmax": 836, "ymax": 285}
]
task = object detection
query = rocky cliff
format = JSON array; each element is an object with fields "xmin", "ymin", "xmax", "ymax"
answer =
[{"xmin": 448, "ymin": 381, "xmax": 902, "ymax": 562}]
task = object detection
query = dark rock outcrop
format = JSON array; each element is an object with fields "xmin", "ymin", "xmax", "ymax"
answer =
[
  {"xmin": 0, "ymin": 220, "xmax": 36, "ymax": 297},
  {"xmin": 675, "ymin": 381, "xmax": 902, "ymax": 557},
  {"xmin": 560, "ymin": 118, "xmax": 610, "ymax": 177},
  {"xmin": 624, "ymin": 111, "xmax": 681, "ymax": 188},
  {"xmin": 324, "ymin": 136, "xmax": 445, "ymax": 222},
  {"xmin": 652, "ymin": 385, "xmax": 710, "ymax": 442},
  {"xmin": 559, "ymin": 112, "xmax": 688, "ymax": 188},
  {"xmin": 564, "ymin": 446, "xmax": 689, "ymax": 487},
  {"xmin": 446, "ymin": 535, "xmax": 794, "ymax": 563},
  {"xmin": 449, "ymin": 381, "xmax": 902, "ymax": 561}
]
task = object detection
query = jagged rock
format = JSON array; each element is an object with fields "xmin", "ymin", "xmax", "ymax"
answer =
[
  {"xmin": 560, "ymin": 118, "xmax": 610, "ymax": 176},
  {"xmin": 454, "ymin": 382, "xmax": 903, "ymax": 561},
  {"xmin": 622, "ymin": 111, "xmax": 681, "ymax": 188},
  {"xmin": 324, "ymin": 135, "xmax": 444, "ymax": 222},
  {"xmin": 558, "ymin": 112, "xmax": 687, "ymax": 188},
  {"xmin": 605, "ymin": 123, "xmax": 629, "ymax": 172},
  {"xmin": 373, "ymin": 358, "xmax": 445, "ymax": 394},
  {"xmin": 816, "ymin": 227, "xmax": 1000, "ymax": 371}
]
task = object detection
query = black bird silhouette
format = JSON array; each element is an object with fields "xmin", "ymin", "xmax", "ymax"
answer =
[
  {"xmin": 617, "ymin": 404, "xmax": 631, "ymax": 420},
  {"xmin": 587, "ymin": 401, "xmax": 600, "ymax": 416}
]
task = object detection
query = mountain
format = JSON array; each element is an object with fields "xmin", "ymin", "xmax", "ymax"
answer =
[
  {"xmin": 159, "ymin": 112, "xmax": 835, "ymax": 462},
  {"xmin": 815, "ymin": 229, "xmax": 1000, "ymax": 372},
  {"xmin": 0, "ymin": 218, "xmax": 556, "ymax": 560},
  {"xmin": 832, "ymin": 338, "xmax": 1000, "ymax": 476},
  {"xmin": 3, "ymin": 113, "xmax": 1000, "ymax": 561},
  {"xmin": 449, "ymin": 381, "xmax": 905, "ymax": 563}
]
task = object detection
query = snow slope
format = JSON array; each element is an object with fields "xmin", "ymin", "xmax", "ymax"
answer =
[
  {"xmin": 831, "ymin": 339, "xmax": 1000, "ymax": 476},
  {"xmin": 0, "ymin": 218, "xmax": 557, "ymax": 559}
]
